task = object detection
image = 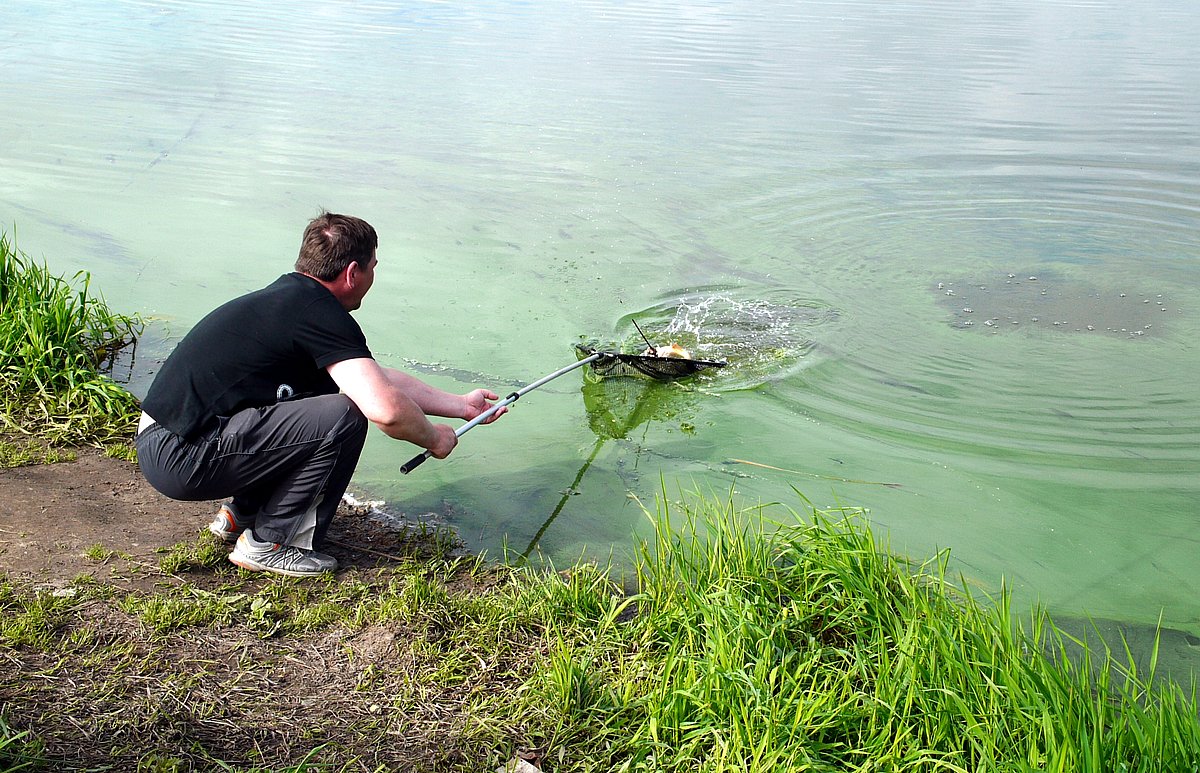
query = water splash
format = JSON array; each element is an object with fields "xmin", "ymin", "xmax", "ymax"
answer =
[{"xmin": 622, "ymin": 290, "xmax": 839, "ymax": 390}]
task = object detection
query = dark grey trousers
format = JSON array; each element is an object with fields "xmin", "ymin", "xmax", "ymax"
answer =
[{"xmin": 136, "ymin": 394, "xmax": 368, "ymax": 549}]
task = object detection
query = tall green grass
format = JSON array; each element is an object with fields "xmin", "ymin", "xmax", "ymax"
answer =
[
  {"xmin": 0, "ymin": 231, "xmax": 141, "ymax": 444},
  {"xmin": 516, "ymin": 490, "xmax": 1200, "ymax": 772},
  {"xmin": 1, "ymin": 491, "xmax": 1196, "ymax": 770}
]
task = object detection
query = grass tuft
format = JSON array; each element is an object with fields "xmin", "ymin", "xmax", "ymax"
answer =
[
  {"xmin": 0, "ymin": 713, "xmax": 44, "ymax": 771},
  {"xmin": 0, "ymin": 437, "xmax": 75, "ymax": 468},
  {"xmin": 103, "ymin": 441, "xmax": 138, "ymax": 462},
  {"xmin": 0, "ymin": 230, "xmax": 142, "ymax": 445},
  {"xmin": 156, "ymin": 533, "xmax": 230, "ymax": 575},
  {"xmin": 0, "ymin": 581, "xmax": 79, "ymax": 649},
  {"xmin": 83, "ymin": 544, "xmax": 115, "ymax": 562}
]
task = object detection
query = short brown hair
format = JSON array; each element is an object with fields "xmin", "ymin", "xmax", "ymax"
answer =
[{"xmin": 295, "ymin": 212, "xmax": 378, "ymax": 280}]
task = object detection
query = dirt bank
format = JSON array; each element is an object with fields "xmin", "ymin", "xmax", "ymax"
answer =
[{"xmin": 0, "ymin": 447, "xmax": 438, "ymax": 588}]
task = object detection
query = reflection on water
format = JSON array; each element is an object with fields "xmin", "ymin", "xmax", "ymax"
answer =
[
  {"xmin": 522, "ymin": 377, "xmax": 692, "ymax": 558},
  {"xmin": 582, "ymin": 373, "xmax": 697, "ymax": 443}
]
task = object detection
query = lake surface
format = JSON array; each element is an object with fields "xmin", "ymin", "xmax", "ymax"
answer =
[{"xmin": 3, "ymin": 1, "xmax": 1198, "ymax": 649}]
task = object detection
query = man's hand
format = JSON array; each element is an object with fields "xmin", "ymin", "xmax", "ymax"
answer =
[
  {"xmin": 426, "ymin": 423, "xmax": 459, "ymax": 459},
  {"xmin": 463, "ymin": 389, "xmax": 507, "ymax": 423},
  {"xmin": 331, "ymin": 360, "xmax": 507, "ymax": 457}
]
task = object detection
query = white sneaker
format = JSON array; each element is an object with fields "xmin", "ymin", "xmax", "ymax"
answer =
[
  {"xmin": 228, "ymin": 531, "xmax": 338, "ymax": 577},
  {"xmin": 208, "ymin": 503, "xmax": 252, "ymax": 543}
]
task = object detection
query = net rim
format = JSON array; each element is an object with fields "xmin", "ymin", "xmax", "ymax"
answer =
[{"xmin": 574, "ymin": 344, "xmax": 727, "ymax": 379}]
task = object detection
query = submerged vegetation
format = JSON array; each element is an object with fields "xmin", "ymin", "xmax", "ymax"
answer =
[
  {"xmin": 0, "ymin": 230, "xmax": 141, "ymax": 450},
  {"xmin": 1, "ymin": 495, "xmax": 1198, "ymax": 771}
]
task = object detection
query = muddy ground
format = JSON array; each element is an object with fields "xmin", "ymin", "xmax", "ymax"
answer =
[{"xmin": 0, "ymin": 447, "xmax": 436, "ymax": 589}]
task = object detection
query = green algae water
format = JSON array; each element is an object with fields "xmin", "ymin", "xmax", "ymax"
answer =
[{"xmin": 3, "ymin": 0, "xmax": 1198, "ymax": 655}]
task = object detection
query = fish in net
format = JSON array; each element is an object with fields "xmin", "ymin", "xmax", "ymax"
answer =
[{"xmin": 575, "ymin": 344, "xmax": 726, "ymax": 380}]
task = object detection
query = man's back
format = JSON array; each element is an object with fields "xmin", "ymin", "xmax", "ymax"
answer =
[{"xmin": 141, "ymin": 272, "xmax": 369, "ymax": 439}]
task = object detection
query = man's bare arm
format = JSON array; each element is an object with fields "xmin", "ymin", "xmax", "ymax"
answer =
[
  {"xmin": 381, "ymin": 367, "xmax": 506, "ymax": 423},
  {"xmin": 326, "ymin": 358, "xmax": 457, "ymax": 457}
]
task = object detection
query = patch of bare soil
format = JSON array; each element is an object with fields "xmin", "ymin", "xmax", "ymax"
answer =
[
  {"xmin": 0, "ymin": 448, "xmax": 213, "ymax": 588},
  {"xmin": 0, "ymin": 448, "xmax": 452, "ymax": 589},
  {"xmin": 0, "ymin": 449, "xmax": 535, "ymax": 771}
]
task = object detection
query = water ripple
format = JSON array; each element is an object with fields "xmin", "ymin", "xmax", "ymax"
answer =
[{"xmin": 796, "ymin": 351, "xmax": 1200, "ymax": 488}]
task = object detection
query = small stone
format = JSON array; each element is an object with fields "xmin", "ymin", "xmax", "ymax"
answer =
[{"xmin": 498, "ymin": 760, "xmax": 542, "ymax": 773}]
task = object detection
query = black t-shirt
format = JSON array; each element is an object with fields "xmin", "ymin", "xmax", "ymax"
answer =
[{"xmin": 142, "ymin": 272, "xmax": 372, "ymax": 439}]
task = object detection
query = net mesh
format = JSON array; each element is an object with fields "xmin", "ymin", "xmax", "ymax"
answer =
[{"xmin": 575, "ymin": 345, "xmax": 726, "ymax": 381}]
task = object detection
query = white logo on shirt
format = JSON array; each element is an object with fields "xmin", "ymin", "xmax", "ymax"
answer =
[{"xmin": 276, "ymin": 384, "xmax": 295, "ymax": 401}]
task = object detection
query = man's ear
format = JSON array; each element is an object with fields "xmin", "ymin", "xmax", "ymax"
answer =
[{"xmin": 343, "ymin": 260, "xmax": 361, "ymax": 289}]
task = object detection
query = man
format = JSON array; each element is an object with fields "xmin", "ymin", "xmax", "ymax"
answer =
[{"xmin": 136, "ymin": 212, "xmax": 503, "ymax": 577}]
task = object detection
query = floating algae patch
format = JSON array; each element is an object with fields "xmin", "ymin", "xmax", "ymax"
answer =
[{"xmin": 936, "ymin": 271, "xmax": 1178, "ymax": 339}]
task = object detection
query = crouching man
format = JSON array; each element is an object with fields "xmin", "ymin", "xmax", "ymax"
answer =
[{"xmin": 136, "ymin": 212, "xmax": 503, "ymax": 577}]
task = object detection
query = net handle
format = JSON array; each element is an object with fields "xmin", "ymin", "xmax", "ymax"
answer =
[{"xmin": 400, "ymin": 352, "xmax": 602, "ymax": 474}]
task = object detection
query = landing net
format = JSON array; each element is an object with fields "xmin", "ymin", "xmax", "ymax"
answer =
[{"xmin": 575, "ymin": 345, "xmax": 726, "ymax": 381}]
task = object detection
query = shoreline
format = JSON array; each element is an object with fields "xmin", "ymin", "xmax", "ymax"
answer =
[{"xmin": 2, "ymin": 446, "xmax": 1199, "ymax": 770}]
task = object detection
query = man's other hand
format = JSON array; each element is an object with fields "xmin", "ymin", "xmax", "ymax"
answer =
[{"xmin": 464, "ymin": 389, "xmax": 507, "ymax": 423}]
